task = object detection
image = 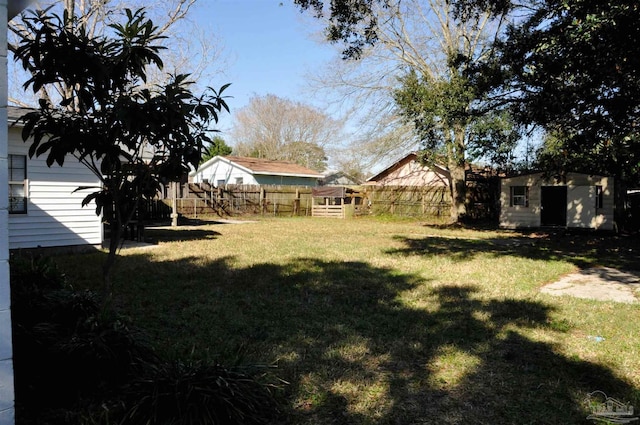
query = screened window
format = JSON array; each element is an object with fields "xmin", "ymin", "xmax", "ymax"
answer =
[
  {"xmin": 216, "ymin": 179, "xmax": 226, "ymax": 187},
  {"xmin": 9, "ymin": 154, "xmax": 27, "ymax": 214},
  {"xmin": 510, "ymin": 186, "xmax": 529, "ymax": 207},
  {"xmin": 235, "ymin": 177, "xmax": 243, "ymax": 185}
]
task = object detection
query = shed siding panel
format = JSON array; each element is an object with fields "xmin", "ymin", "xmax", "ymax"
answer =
[
  {"xmin": 8, "ymin": 129, "xmax": 102, "ymax": 249},
  {"xmin": 500, "ymin": 172, "xmax": 614, "ymax": 230}
]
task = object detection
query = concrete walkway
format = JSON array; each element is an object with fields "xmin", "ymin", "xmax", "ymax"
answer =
[{"xmin": 541, "ymin": 267, "xmax": 640, "ymax": 304}]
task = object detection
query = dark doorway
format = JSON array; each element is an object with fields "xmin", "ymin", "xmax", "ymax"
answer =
[{"xmin": 541, "ymin": 186, "xmax": 567, "ymax": 226}]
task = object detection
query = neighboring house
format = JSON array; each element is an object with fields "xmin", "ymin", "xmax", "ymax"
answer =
[
  {"xmin": 321, "ymin": 171, "xmax": 362, "ymax": 186},
  {"xmin": 365, "ymin": 153, "xmax": 450, "ymax": 187},
  {"xmin": 190, "ymin": 155, "xmax": 323, "ymax": 187},
  {"xmin": 7, "ymin": 106, "xmax": 103, "ymax": 249},
  {"xmin": 500, "ymin": 172, "xmax": 614, "ymax": 230}
]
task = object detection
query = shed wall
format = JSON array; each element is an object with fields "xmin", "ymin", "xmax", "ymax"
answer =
[{"xmin": 500, "ymin": 173, "xmax": 614, "ymax": 230}]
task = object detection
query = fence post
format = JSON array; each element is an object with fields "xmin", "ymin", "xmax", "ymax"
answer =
[{"xmin": 294, "ymin": 188, "xmax": 300, "ymax": 216}]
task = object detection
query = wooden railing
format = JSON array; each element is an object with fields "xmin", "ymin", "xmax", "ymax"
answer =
[{"xmin": 312, "ymin": 204, "xmax": 345, "ymax": 218}]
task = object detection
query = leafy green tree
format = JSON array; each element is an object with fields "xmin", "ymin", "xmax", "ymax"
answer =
[
  {"xmin": 14, "ymin": 8, "xmax": 229, "ymax": 296},
  {"xmin": 456, "ymin": 0, "xmax": 640, "ymax": 182},
  {"xmin": 200, "ymin": 135, "xmax": 233, "ymax": 164},
  {"xmin": 296, "ymin": 0, "xmax": 518, "ymax": 221}
]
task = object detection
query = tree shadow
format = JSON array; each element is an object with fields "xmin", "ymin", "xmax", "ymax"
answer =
[
  {"xmin": 87, "ymin": 251, "xmax": 640, "ymax": 424},
  {"xmin": 386, "ymin": 232, "xmax": 640, "ymax": 270},
  {"xmin": 142, "ymin": 226, "xmax": 221, "ymax": 243}
]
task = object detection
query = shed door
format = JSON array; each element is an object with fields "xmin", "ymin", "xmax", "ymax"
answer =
[{"xmin": 541, "ymin": 186, "xmax": 567, "ymax": 226}]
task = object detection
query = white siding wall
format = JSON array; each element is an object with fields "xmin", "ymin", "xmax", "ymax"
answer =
[
  {"xmin": 192, "ymin": 159, "xmax": 257, "ymax": 186},
  {"xmin": 8, "ymin": 128, "xmax": 103, "ymax": 249},
  {"xmin": 500, "ymin": 174, "xmax": 541, "ymax": 228},
  {"xmin": 0, "ymin": 2, "xmax": 14, "ymax": 422}
]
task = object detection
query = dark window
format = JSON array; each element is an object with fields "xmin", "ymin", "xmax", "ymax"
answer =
[
  {"xmin": 510, "ymin": 186, "xmax": 529, "ymax": 207},
  {"xmin": 9, "ymin": 154, "xmax": 27, "ymax": 214},
  {"xmin": 595, "ymin": 185, "xmax": 603, "ymax": 209}
]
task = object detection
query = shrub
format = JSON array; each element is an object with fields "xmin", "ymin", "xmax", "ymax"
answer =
[
  {"xmin": 10, "ymin": 254, "xmax": 284, "ymax": 425},
  {"xmin": 123, "ymin": 360, "xmax": 282, "ymax": 425}
]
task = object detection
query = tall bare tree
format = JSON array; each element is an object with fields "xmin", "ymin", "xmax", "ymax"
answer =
[
  {"xmin": 232, "ymin": 94, "xmax": 341, "ymax": 172},
  {"xmin": 8, "ymin": 0, "xmax": 226, "ymax": 106},
  {"xmin": 299, "ymin": 0, "xmax": 512, "ymax": 221}
]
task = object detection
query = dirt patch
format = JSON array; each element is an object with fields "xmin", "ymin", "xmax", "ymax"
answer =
[{"xmin": 541, "ymin": 267, "xmax": 640, "ymax": 303}]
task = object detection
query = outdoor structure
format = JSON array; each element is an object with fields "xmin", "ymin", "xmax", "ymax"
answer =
[
  {"xmin": 6, "ymin": 107, "xmax": 103, "ymax": 249},
  {"xmin": 500, "ymin": 172, "xmax": 614, "ymax": 230},
  {"xmin": 311, "ymin": 186, "xmax": 363, "ymax": 218},
  {"xmin": 321, "ymin": 171, "xmax": 361, "ymax": 186},
  {"xmin": 365, "ymin": 152, "xmax": 450, "ymax": 187},
  {"xmin": 190, "ymin": 155, "xmax": 323, "ymax": 187}
]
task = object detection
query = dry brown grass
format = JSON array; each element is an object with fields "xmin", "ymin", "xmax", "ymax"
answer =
[{"xmin": 56, "ymin": 216, "xmax": 640, "ymax": 424}]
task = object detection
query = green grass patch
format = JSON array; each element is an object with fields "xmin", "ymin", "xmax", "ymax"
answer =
[{"xmin": 55, "ymin": 217, "xmax": 640, "ymax": 424}]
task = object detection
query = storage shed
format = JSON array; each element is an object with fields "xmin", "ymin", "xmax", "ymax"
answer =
[{"xmin": 500, "ymin": 172, "xmax": 614, "ymax": 230}]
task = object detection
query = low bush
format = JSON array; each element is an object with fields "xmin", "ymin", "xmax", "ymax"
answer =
[
  {"xmin": 123, "ymin": 360, "xmax": 282, "ymax": 425},
  {"xmin": 10, "ymin": 254, "xmax": 282, "ymax": 424}
]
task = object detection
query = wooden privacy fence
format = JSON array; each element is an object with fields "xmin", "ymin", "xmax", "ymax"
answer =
[
  {"xmin": 364, "ymin": 185, "xmax": 451, "ymax": 217},
  {"xmin": 160, "ymin": 181, "xmax": 499, "ymax": 221}
]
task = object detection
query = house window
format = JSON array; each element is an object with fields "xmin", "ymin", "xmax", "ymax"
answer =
[
  {"xmin": 216, "ymin": 179, "xmax": 225, "ymax": 187},
  {"xmin": 9, "ymin": 154, "xmax": 27, "ymax": 214},
  {"xmin": 510, "ymin": 186, "xmax": 529, "ymax": 207},
  {"xmin": 595, "ymin": 185, "xmax": 604, "ymax": 209},
  {"xmin": 235, "ymin": 177, "xmax": 243, "ymax": 185}
]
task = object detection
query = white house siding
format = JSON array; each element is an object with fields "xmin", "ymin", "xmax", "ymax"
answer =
[
  {"xmin": 500, "ymin": 172, "xmax": 614, "ymax": 230},
  {"xmin": 8, "ymin": 129, "xmax": 103, "ymax": 249},
  {"xmin": 0, "ymin": 1, "xmax": 15, "ymax": 422},
  {"xmin": 192, "ymin": 160, "xmax": 258, "ymax": 186}
]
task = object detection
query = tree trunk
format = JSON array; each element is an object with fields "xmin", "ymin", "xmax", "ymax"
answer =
[
  {"xmin": 101, "ymin": 221, "xmax": 121, "ymax": 310},
  {"xmin": 448, "ymin": 163, "xmax": 467, "ymax": 223},
  {"xmin": 448, "ymin": 126, "xmax": 467, "ymax": 223}
]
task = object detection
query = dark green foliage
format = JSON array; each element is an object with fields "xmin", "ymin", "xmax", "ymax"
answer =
[
  {"xmin": 123, "ymin": 361, "xmax": 282, "ymax": 425},
  {"xmin": 13, "ymin": 7, "xmax": 229, "ymax": 285},
  {"xmin": 10, "ymin": 255, "xmax": 156, "ymax": 420},
  {"xmin": 10, "ymin": 254, "xmax": 282, "ymax": 424},
  {"xmin": 200, "ymin": 135, "xmax": 233, "ymax": 164},
  {"xmin": 294, "ymin": 0, "xmax": 387, "ymax": 59}
]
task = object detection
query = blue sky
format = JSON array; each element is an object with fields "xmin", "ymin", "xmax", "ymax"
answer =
[{"xmin": 191, "ymin": 0, "xmax": 337, "ymax": 133}]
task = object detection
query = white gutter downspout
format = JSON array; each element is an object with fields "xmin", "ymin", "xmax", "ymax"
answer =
[{"xmin": 1, "ymin": 3, "xmax": 36, "ymax": 424}]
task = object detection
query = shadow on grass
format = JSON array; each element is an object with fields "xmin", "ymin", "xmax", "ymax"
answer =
[
  {"xmin": 142, "ymin": 227, "xmax": 221, "ymax": 243},
  {"xmin": 386, "ymin": 232, "xmax": 640, "ymax": 270},
  {"xmin": 66, "ymin": 250, "xmax": 640, "ymax": 425}
]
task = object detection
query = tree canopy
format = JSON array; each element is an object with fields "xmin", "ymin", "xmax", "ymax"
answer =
[
  {"xmin": 200, "ymin": 135, "xmax": 233, "ymax": 164},
  {"xmin": 14, "ymin": 7, "xmax": 229, "ymax": 291},
  {"xmin": 297, "ymin": 0, "xmax": 516, "ymax": 222},
  {"xmin": 232, "ymin": 94, "xmax": 337, "ymax": 172}
]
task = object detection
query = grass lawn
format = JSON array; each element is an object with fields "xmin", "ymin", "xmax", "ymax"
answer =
[{"xmin": 56, "ymin": 217, "xmax": 640, "ymax": 424}]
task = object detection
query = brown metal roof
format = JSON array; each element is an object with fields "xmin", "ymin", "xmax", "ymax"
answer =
[{"xmin": 224, "ymin": 156, "xmax": 323, "ymax": 177}]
